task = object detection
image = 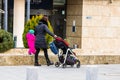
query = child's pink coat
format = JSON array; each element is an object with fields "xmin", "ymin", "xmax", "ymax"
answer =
[{"xmin": 26, "ymin": 32, "xmax": 36, "ymax": 54}]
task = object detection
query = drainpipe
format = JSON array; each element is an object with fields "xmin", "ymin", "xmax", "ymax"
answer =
[
  {"xmin": 27, "ymin": 0, "xmax": 30, "ymax": 20},
  {"xmin": 0, "ymin": 9, "xmax": 5, "ymax": 29},
  {"xmin": 4, "ymin": 0, "xmax": 8, "ymax": 31}
]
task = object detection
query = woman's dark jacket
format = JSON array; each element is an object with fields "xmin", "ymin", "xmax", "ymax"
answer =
[{"xmin": 34, "ymin": 22, "xmax": 54, "ymax": 48}]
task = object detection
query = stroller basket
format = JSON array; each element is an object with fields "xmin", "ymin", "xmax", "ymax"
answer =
[{"xmin": 49, "ymin": 42, "xmax": 58, "ymax": 55}]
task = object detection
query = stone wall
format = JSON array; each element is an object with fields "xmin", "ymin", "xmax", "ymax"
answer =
[
  {"xmin": 66, "ymin": 0, "xmax": 120, "ymax": 54},
  {"xmin": 0, "ymin": 54, "xmax": 120, "ymax": 66},
  {"xmin": 0, "ymin": 49, "xmax": 119, "ymax": 66},
  {"xmin": 66, "ymin": 0, "xmax": 83, "ymax": 48},
  {"xmin": 82, "ymin": 0, "xmax": 120, "ymax": 52}
]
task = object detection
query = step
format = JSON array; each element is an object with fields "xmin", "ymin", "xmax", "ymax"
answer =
[{"xmin": 0, "ymin": 48, "xmax": 120, "ymax": 66}]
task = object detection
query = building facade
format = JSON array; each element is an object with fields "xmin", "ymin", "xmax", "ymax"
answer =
[
  {"xmin": 66, "ymin": 0, "xmax": 120, "ymax": 53},
  {"xmin": 1, "ymin": 0, "xmax": 66, "ymax": 47},
  {"xmin": 1, "ymin": 0, "xmax": 120, "ymax": 54}
]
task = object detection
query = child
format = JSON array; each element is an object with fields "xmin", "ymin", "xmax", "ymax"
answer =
[{"xmin": 26, "ymin": 29, "xmax": 36, "ymax": 55}]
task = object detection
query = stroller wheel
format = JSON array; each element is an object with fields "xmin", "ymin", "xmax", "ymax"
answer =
[
  {"xmin": 55, "ymin": 62, "xmax": 60, "ymax": 67},
  {"xmin": 62, "ymin": 64, "xmax": 67, "ymax": 68},
  {"xmin": 76, "ymin": 60, "xmax": 80, "ymax": 68}
]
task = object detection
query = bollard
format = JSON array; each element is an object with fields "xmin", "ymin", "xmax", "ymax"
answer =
[
  {"xmin": 26, "ymin": 67, "xmax": 39, "ymax": 80},
  {"xmin": 86, "ymin": 65, "xmax": 98, "ymax": 80}
]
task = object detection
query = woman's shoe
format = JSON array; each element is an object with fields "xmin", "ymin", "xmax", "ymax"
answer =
[
  {"xmin": 34, "ymin": 63, "xmax": 41, "ymax": 66},
  {"xmin": 47, "ymin": 62, "xmax": 54, "ymax": 66}
]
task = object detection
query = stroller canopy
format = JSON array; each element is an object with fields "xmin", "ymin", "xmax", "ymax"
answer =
[{"xmin": 55, "ymin": 37, "xmax": 69, "ymax": 47}]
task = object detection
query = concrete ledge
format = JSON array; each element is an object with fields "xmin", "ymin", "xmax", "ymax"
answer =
[{"xmin": 0, "ymin": 48, "xmax": 120, "ymax": 66}]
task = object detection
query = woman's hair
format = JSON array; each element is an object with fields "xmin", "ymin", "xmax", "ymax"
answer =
[
  {"xmin": 39, "ymin": 15, "xmax": 48, "ymax": 25},
  {"xmin": 39, "ymin": 19, "xmax": 48, "ymax": 25}
]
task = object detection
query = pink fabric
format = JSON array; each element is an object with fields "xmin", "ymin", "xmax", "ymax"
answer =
[{"xmin": 26, "ymin": 32, "xmax": 36, "ymax": 55}]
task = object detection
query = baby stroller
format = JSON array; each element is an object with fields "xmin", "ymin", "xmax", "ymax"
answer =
[{"xmin": 50, "ymin": 37, "xmax": 80, "ymax": 68}]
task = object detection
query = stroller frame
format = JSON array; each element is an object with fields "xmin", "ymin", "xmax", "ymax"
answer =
[
  {"xmin": 55, "ymin": 47, "xmax": 80, "ymax": 68},
  {"xmin": 49, "ymin": 37, "xmax": 80, "ymax": 68}
]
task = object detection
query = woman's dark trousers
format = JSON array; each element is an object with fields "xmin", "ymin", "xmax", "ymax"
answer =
[{"xmin": 35, "ymin": 48, "xmax": 51, "ymax": 65}]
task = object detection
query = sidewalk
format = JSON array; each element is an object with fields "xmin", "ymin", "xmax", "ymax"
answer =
[{"xmin": 0, "ymin": 64, "xmax": 120, "ymax": 80}]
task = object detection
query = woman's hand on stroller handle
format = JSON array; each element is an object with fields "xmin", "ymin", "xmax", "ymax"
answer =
[{"xmin": 54, "ymin": 35, "xmax": 57, "ymax": 38}]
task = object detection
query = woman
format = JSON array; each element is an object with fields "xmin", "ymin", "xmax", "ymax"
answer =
[{"xmin": 34, "ymin": 16, "xmax": 57, "ymax": 66}]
